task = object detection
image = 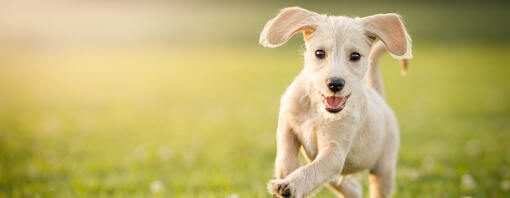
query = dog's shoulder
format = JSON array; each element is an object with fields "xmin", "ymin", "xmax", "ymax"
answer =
[{"xmin": 279, "ymin": 73, "xmax": 317, "ymax": 122}]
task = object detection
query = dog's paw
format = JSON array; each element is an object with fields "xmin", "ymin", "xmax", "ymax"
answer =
[{"xmin": 267, "ymin": 179, "xmax": 295, "ymax": 198}]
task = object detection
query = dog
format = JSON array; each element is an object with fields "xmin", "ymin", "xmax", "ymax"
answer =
[{"xmin": 259, "ymin": 7, "xmax": 412, "ymax": 198}]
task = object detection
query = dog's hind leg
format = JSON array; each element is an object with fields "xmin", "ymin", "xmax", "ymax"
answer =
[
  {"xmin": 368, "ymin": 140, "xmax": 398, "ymax": 198},
  {"xmin": 327, "ymin": 175, "xmax": 362, "ymax": 198},
  {"xmin": 368, "ymin": 166, "xmax": 395, "ymax": 198}
]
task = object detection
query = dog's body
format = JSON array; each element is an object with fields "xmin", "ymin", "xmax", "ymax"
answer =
[{"xmin": 259, "ymin": 7, "xmax": 412, "ymax": 198}]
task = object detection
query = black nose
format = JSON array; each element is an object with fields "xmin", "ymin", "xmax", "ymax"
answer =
[{"xmin": 327, "ymin": 78, "xmax": 345, "ymax": 93}]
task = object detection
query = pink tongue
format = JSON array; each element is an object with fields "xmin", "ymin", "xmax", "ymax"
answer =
[{"xmin": 326, "ymin": 96, "xmax": 344, "ymax": 109}]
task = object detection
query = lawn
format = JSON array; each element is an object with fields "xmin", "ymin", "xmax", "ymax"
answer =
[
  {"xmin": 0, "ymin": 1, "xmax": 510, "ymax": 198},
  {"xmin": 0, "ymin": 43, "xmax": 509, "ymax": 197}
]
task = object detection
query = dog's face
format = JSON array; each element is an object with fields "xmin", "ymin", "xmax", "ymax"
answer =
[
  {"xmin": 260, "ymin": 7, "xmax": 411, "ymax": 114},
  {"xmin": 302, "ymin": 17, "xmax": 372, "ymax": 113}
]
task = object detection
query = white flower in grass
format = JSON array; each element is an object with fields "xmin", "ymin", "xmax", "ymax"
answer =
[
  {"xmin": 150, "ymin": 180, "xmax": 164, "ymax": 194},
  {"xmin": 461, "ymin": 174, "xmax": 477, "ymax": 190},
  {"xmin": 501, "ymin": 180, "xmax": 510, "ymax": 191},
  {"xmin": 227, "ymin": 193, "xmax": 239, "ymax": 198}
]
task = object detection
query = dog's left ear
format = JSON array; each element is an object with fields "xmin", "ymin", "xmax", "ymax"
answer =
[{"xmin": 358, "ymin": 14, "xmax": 412, "ymax": 59}]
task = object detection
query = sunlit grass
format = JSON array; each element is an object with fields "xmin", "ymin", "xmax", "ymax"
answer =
[{"xmin": 0, "ymin": 43, "xmax": 509, "ymax": 197}]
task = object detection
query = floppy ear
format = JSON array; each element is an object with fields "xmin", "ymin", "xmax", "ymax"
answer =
[
  {"xmin": 259, "ymin": 7, "xmax": 319, "ymax": 48},
  {"xmin": 359, "ymin": 13, "xmax": 412, "ymax": 59}
]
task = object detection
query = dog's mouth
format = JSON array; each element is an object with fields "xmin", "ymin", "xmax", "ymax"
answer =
[{"xmin": 321, "ymin": 93, "xmax": 351, "ymax": 113}]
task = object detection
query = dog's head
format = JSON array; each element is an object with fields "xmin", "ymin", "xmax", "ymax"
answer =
[{"xmin": 260, "ymin": 7, "xmax": 411, "ymax": 114}]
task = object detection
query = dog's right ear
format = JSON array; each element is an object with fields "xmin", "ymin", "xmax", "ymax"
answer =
[{"xmin": 259, "ymin": 7, "xmax": 319, "ymax": 48}]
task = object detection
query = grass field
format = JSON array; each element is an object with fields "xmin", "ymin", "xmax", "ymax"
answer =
[
  {"xmin": 1, "ymin": 1, "xmax": 510, "ymax": 197},
  {"xmin": 0, "ymin": 43, "xmax": 509, "ymax": 197}
]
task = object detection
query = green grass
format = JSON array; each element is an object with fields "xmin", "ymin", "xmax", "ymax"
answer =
[
  {"xmin": 2, "ymin": 2, "xmax": 510, "ymax": 197},
  {"xmin": 0, "ymin": 43, "xmax": 509, "ymax": 197}
]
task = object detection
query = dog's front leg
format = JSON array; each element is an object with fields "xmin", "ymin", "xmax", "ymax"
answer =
[
  {"xmin": 274, "ymin": 120, "xmax": 301, "ymax": 179},
  {"xmin": 269, "ymin": 135, "xmax": 350, "ymax": 198}
]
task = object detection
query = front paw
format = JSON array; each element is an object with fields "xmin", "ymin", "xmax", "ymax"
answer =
[{"xmin": 267, "ymin": 179, "xmax": 295, "ymax": 198}]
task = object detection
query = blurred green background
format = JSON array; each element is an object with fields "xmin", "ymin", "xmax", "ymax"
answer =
[{"xmin": 0, "ymin": 0, "xmax": 509, "ymax": 197}]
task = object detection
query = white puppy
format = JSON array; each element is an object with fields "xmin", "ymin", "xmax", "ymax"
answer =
[{"xmin": 259, "ymin": 7, "xmax": 412, "ymax": 198}]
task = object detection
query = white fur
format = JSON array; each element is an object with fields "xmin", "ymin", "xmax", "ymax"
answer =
[{"xmin": 260, "ymin": 7, "xmax": 412, "ymax": 198}]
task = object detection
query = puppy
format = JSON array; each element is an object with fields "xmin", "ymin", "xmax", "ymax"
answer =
[{"xmin": 259, "ymin": 7, "xmax": 412, "ymax": 198}]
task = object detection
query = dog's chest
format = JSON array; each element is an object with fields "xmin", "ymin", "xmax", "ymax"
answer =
[
  {"xmin": 295, "ymin": 119, "xmax": 320, "ymax": 159},
  {"xmin": 294, "ymin": 119, "xmax": 380, "ymax": 174},
  {"xmin": 290, "ymin": 109, "xmax": 383, "ymax": 173},
  {"xmin": 290, "ymin": 111, "xmax": 338, "ymax": 160}
]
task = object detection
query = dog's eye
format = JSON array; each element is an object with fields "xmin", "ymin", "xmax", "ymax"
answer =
[
  {"xmin": 315, "ymin": 50, "xmax": 326, "ymax": 59},
  {"xmin": 349, "ymin": 52, "xmax": 361, "ymax": 61}
]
